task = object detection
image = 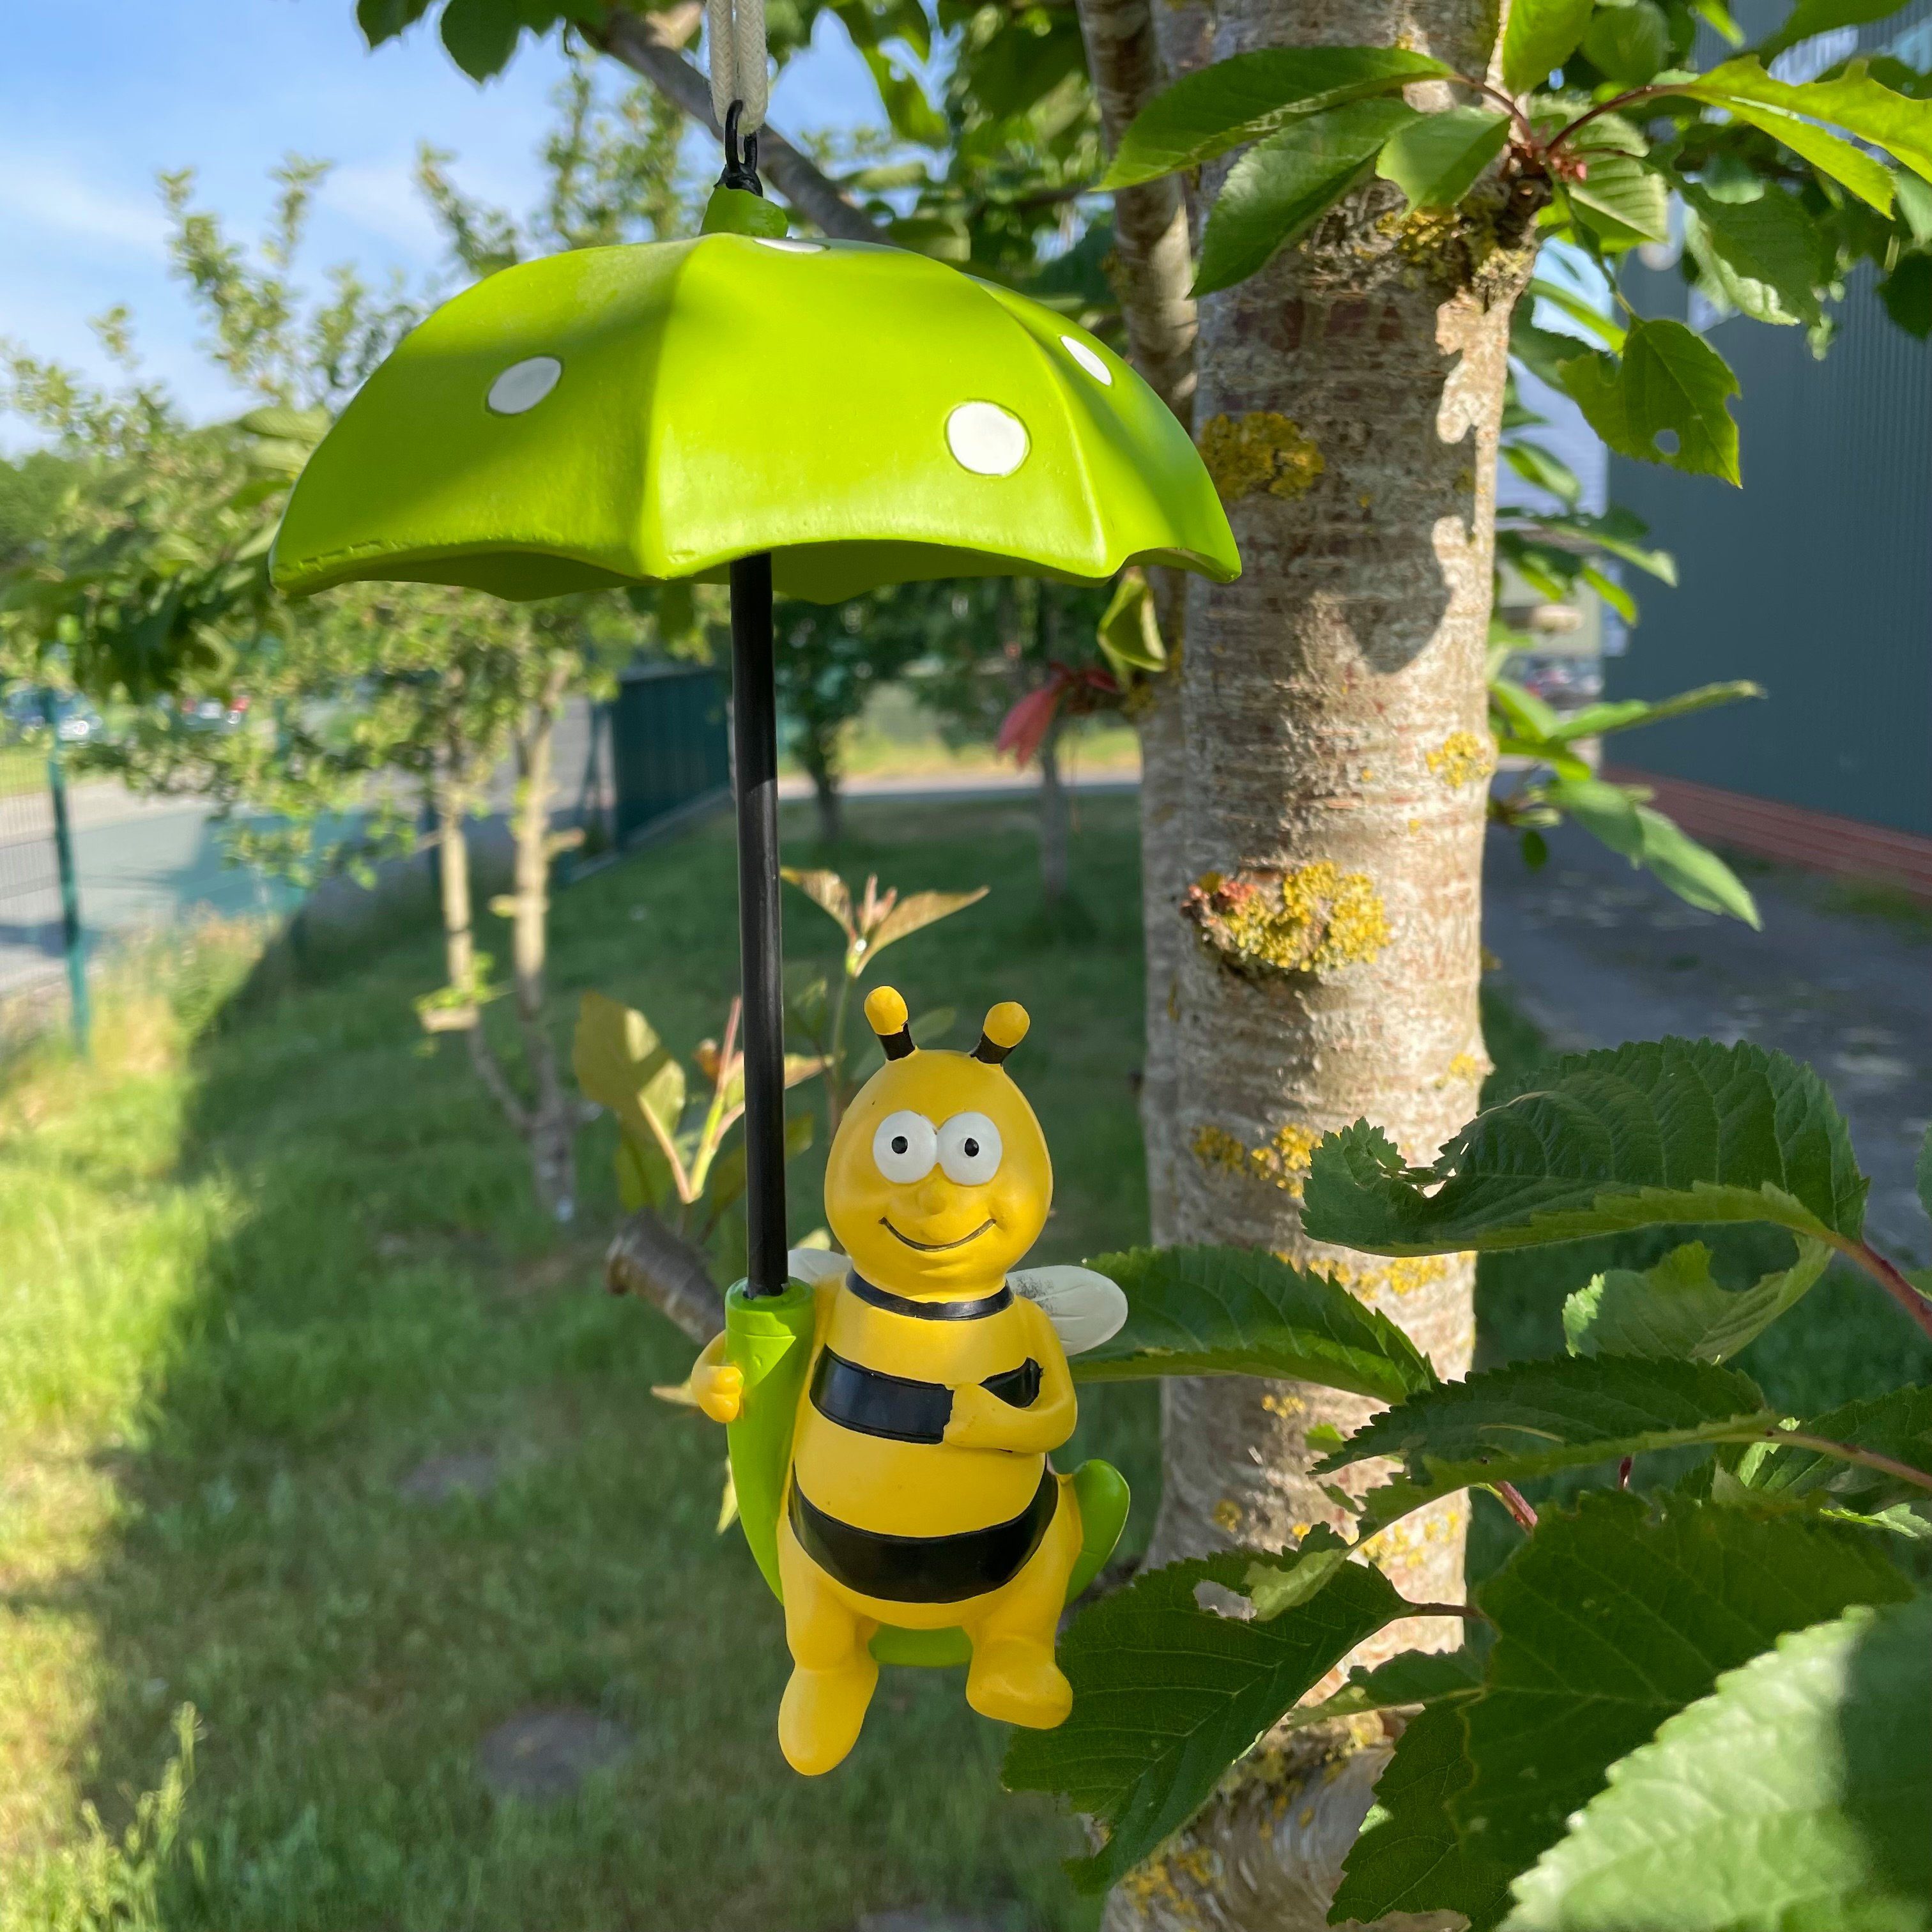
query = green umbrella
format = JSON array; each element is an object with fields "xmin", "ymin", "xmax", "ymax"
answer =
[{"xmin": 273, "ymin": 190, "xmax": 1238, "ymax": 1308}]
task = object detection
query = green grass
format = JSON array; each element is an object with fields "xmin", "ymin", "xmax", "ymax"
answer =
[
  {"xmin": 4, "ymin": 794, "xmax": 1927, "ymax": 1929},
  {"xmin": 0, "ymin": 795, "xmax": 1154, "ymax": 1932}
]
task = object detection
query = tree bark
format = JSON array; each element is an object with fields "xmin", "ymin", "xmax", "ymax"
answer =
[
  {"xmin": 802, "ymin": 733, "xmax": 843, "ymax": 845},
  {"xmin": 593, "ymin": 8, "xmax": 882, "ymax": 243},
  {"xmin": 1073, "ymin": 0, "xmax": 1206, "ymax": 1241},
  {"xmin": 1109, "ymin": 1, "xmax": 1531, "ymax": 1924},
  {"xmin": 605, "ymin": 1204, "xmax": 728, "ymax": 1342}
]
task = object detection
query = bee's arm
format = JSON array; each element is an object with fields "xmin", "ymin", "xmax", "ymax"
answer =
[
  {"xmin": 689, "ymin": 1330, "xmax": 742, "ymax": 1423},
  {"xmin": 943, "ymin": 1303, "xmax": 1077, "ymax": 1452}
]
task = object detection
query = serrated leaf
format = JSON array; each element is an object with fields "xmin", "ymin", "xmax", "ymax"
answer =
[
  {"xmin": 440, "ymin": 0, "xmax": 523, "ymax": 79},
  {"xmin": 1452, "ymin": 1495, "xmax": 1912, "ymax": 1923},
  {"xmin": 1683, "ymin": 180, "xmax": 1827, "ymax": 325},
  {"xmin": 1377, "ymin": 107, "xmax": 1511, "ymax": 209},
  {"xmin": 1565, "ymin": 152, "xmax": 1671, "ymax": 247},
  {"xmin": 1687, "ymin": 56, "xmax": 1932, "ymax": 186},
  {"xmin": 1564, "ymin": 1236, "xmax": 1832, "ymax": 1363},
  {"xmin": 357, "ymin": 0, "xmax": 434, "ymax": 45},
  {"xmin": 1593, "ymin": 319, "xmax": 1741, "ymax": 482},
  {"xmin": 1502, "ymin": 0, "xmax": 1595, "ymax": 93},
  {"xmin": 1735, "ymin": 1384, "xmax": 1932, "ymax": 1512},
  {"xmin": 1243, "ymin": 1537, "xmax": 1349, "ymax": 1618},
  {"xmin": 1101, "ymin": 45, "xmax": 1448, "ymax": 190},
  {"xmin": 1304, "ymin": 1037, "xmax": 1867, "ymax": 1257},
  {"xmin": 1333, "ymin": 1701, "xmax": 1517, "ymax": 1924},
  {"xmin": 1001, "ymin": 1550, "xmax": 1409, "ymax": 1892},
  {"xmin": 1503, "ymin": 1597, "xmax": 1932, "ymax": 1930},
  {"xmin": 1193, "ymin": 98, "xmax": 1420, "ymax": 295},
  {"xmin": 1316, "ymin": 1356, "xmax": 1778, "ymax": 1528},
  {"xmin": 1072, "ymin": 1245, "xmax": 1438, "ymax": 1404},
  {"xmin": 862, "ymin": 885, "xmax": 988, "ymax": 962}
]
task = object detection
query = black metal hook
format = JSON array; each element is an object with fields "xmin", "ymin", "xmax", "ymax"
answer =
[{"xmin": 719, "ymin": 100, "xmax": 764, "ymax": 196}]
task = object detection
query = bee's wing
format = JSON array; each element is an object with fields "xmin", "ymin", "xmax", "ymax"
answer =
[
  {"xmin": 787, "ymin": 1246, "xmax": 848, "ymax": 1285},
  {"xmin": 1009, "ymin": 1265, "xmax": 1128, "ymax": 1356}
]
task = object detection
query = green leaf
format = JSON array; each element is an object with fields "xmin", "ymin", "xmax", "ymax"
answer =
[
  {"xmin": 1528, "ymin": 277, "xmax": 1627, "ymax": 348},
  {"xmin": 1315, "ymin": 1356, "xmax": 1780, "ymax": 1528},
  {"xmin": 1334, "ymin": 1701, "xmax": 1519, "ymax": 1924},
  {"xmin": 1542, "ymin": 775, "xmax": 1645, "ymax": 858},
  {"xmin": 1073, "ymin": 1245, "xmax": 1438, "ymax": 1404},
  {"xmin": 1096, "ymin": 566, "xmax": 1166, "ymax": 675},
  {"xmin": 1563, "ymin": 1236, "xmax": 1832, "ymax": 1363},
  {"xmin": 1001, "ymin": 1551, "xmax": 1411, "ymax": 1893},
  {"xmin": 1101, "ymin": 46, "xmax": 1447, "ymax": 189},
  {"xmin": 1564, "ymin": 153, "xmax": 1673, "ymax": 248},
  {"xmin": 1376, "ymin": 107, "xmax": 1511, "ymax": 209},
  {"xmin": 1879, "ymin": 252, "xmax": 1932, "ymax": 335},
  {"xmin": 1193, "ymin": 98, "xmax": 1420, "ymax": 296},
  {"xmin": 1546, "ymin": 678, "xmax": 1756, "ymax": 743},
  {"xmin": 862, "ymin": 885, "xmax": 988, "ymax": 962},
  {"xmin": 1291, "ymin": 1647, "xmax": 1484, "ymax": 1731},
  {"xmin": 1683, "ymin": 181, "xmax": 1827, "ymax": 326},
  {"xmin": 1503, "ymin": 1597, "xmax": 1932, "ymax": 1930},
  {"xmin": 1439, "ymin": 1494, "xmax": 1912, "ymax": 1924},
  {"xmin": 439, "ymin": 0, "xmax": 523, "ymax": 79},
  {"xmin": 1502, "ymin": 0, "xmax": 1595, "ymax": 93},
  {"xmin": 357, "ymin": 0, "xmax": 434, "ymax": 45},
  {"xmin": 861, "ymin": 45, "xmax": 949, "ymax": 148},
  {"xmin": 1626, "ymin": 802, "xmax": 1763, "ymax": 925},
  {"xmin": 572, "ymin": 991, "xmax": 687, "ymax": 1158},
  {"xmin": 1690, "ymin": 0, "xmax": 1746, "ymax": 45},
  {"xmin": 1242, "ymin": 1539, "xmax": 1350, "ymax": 1618},
  {"xmin": 1560, "ymin": 321, "xmax": 1741, "ymax": 483},
  {"xmin": 1301, "ymin": 1036, "xmax": 1869, "ymax": 1255},
  {"xmin": 1501, "ymin": 438, "xmax": 1583, "ymax": 505},
  {"xmin": 1583, "ymin": 2, "xmax": 1669, "ymax": 86},
  {"xmin": 1696, "ymin": 55, "xmax": 1932, "ymax": 183},
  {"xmin": 1733, "ymin": 1384, "xmax": 1932, "ymax": 1512}
]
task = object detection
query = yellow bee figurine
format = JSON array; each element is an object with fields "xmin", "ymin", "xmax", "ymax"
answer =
[{"xmin": 689, "ymin": 986, "xmax": 1127, "ymax": 1774}]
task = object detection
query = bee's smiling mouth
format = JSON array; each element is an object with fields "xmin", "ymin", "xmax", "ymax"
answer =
[{"xmin": 880, "ymin": 1216, "xmax": 995, "ymax": 1252}]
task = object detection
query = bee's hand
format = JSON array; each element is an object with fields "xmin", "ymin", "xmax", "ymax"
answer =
[
  {"xmin": 691, "ymin": 1358, "xmax": 744, "ymax": 1424},
  {"xmin": 942, "ymin": 1381, "xmax": 1010, "ymax": 1448}
]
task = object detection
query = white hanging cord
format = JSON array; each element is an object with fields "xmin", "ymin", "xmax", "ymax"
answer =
[{"xmin": 707, "ymin": 0, "xmax": 769, "ymax": 135}]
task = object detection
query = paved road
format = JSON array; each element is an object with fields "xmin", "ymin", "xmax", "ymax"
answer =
[{"xmin": 1485, "ymin": 823, "xmax": 1931, "ymax": 1261}]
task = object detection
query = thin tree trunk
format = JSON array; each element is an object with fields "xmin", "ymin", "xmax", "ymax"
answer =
[
  {"xmin": 802, "ymin": 733, "xmax": 843, "ymax": 845},
  {"xmin": 508, "ymin": 665, "xmax": 579, "ymax": 1222},
  {"xmin": 1074, "ymin": 0, "xmax": 1206, "ymax": 1241},
  {"xmin": 1110, "ymin": 2, "xmax": 1531, "ymax": 1924},
  {"xmin": 1038, "ymin": 710, "xmax": 1070, "ymax": 905}
]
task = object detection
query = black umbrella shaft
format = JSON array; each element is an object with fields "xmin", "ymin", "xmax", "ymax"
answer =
[{"xmin": 730, "ymin": 552, "xmax": 787, "ymax": 1298}]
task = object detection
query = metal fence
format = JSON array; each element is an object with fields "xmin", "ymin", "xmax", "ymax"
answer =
[
  {"xmin": 1606, "ymin": 0, "xmax": 1932, "ymax": 841},
  {"xmin": 610, "ymin": 663, "xmax": 730, "ymax": 847}
]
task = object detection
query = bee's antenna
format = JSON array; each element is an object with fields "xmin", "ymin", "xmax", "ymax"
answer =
[
  {"xmin": 972, "ymin": 1001, "xmax": 1030, "ymax": 1064},
  {"xmin": 865, "ymin": 985, "xmax": 916, "ymax": 1060}
]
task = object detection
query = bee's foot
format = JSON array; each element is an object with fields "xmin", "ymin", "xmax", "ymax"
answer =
[
  {"xmin": 965, "ymin": 1637, "xmax": 1071, "ymax": 1729},
  {"xmin": 778, "ymin": 1657, "xmax": 877, "ymax": 1775}
]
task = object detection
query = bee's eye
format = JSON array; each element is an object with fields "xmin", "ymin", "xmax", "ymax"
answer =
[
  {"xmin": 872, "ymin": 1110, "xmax": 937, "ymax": 1183},
  {"xmin": 938, "ymin": 1112, "xmax": 1002, "ymax": 1185}
]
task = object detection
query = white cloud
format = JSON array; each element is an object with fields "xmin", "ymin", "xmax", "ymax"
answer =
[
  {"xmin": 321, "ymin": 158, "xmax": 447, "ymax": 258},
  {"xmin": 0, "ymin": 153, "xmax": 168, "ymax": 257}
]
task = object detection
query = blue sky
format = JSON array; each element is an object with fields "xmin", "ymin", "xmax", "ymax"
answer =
[{"xmin": 3, "ymin": 1, "xmax": 874, "ymax": 446}]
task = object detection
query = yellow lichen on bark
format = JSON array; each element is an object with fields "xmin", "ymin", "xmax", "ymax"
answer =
[
  {"xmin": 1198, "ymin": 411, "xmax": 1324, "ymax": 502},
  {"xmin": 1181, "ymin": 863, "xmax": 1392, "ymax": 979},
  {"xmin": 1190, "ymin": 1119, "xmax": 1322, "ymax": 1195},
  {"xmin": 1305, "ymin": 1252, "xmax": 1457, "ymax": 1300},
  {"xmin": 1425, "ymin": 729, "xmax": 1498, "ymax": 788}
]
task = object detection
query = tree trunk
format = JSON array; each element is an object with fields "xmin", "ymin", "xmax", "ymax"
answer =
[
  {"xmin": 804, "ymin": 737, "xmax": 843, "ymax": 845},
  {"xmin": 1073, "ymin": 0, "xmax": 1206, "ymax": 1241},
  {"xmin": 1038, "ymin": 709, "xmax": 1070, "ymax": 906},
  {"xmin": 1110, "ymin": 2, "xmax": 1531, "ymax": 1924},
  {"xmin": 507, "ymin": 666, "xmax": 580, "ymax": 1223}
]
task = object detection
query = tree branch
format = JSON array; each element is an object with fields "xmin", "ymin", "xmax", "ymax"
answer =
[
  {"xmin": 1071, "ymin": 0, "xmax": 1197, "ymax": 422},
  {"xmin": 606, "ymin": 1205, "xmax": 728, "ymax": 1343},
  {"xmin": 590, "ymin": 8, "xmax": 882, "ymax": 243}
]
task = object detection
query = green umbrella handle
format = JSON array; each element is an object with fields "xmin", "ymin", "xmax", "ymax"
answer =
[{"xmin": 730, "ymin": 551, "xmax": 789, "ymax": 1297}]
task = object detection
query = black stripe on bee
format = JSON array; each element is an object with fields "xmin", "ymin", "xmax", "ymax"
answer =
[
  {"xmin": 789, "ymin": 1467, "xmax": 1058, "ymax": 1602},
  {"xmin": 810, "ymin": 1350, "xmax": 1042, "ymax": 1443}
]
